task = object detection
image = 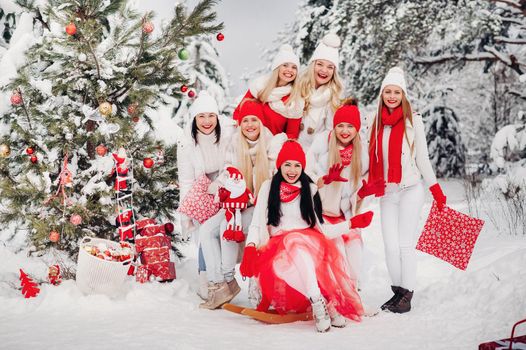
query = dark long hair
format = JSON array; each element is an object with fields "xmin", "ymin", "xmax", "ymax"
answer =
[
  {"xmin": 267, "ymin": 171, "xmax": 324, "ymax": 228},
  {"xmin": 191, "ymin": 117, "xmax": 221, "ymax": 144}
]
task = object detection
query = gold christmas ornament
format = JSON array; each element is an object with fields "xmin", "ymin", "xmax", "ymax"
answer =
[
  {"xmin": 0, "ymin": 144, "xmax": 11, "ymax": 157},
  {"xmin": 99, "ymin": 102, "xmax": 112, "ymax": 116}
]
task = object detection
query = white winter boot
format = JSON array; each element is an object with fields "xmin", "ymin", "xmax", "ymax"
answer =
[
  {"xmin": 310, "ymin": 296, "xmax": 331, "ymax": 333},
  {"xmin": 327, "ymin": 301, "xmax": 347, "ymax": 328},
  {"xmin": 197, "ymin": 272, "xmax": 208, "ymax": 300}
]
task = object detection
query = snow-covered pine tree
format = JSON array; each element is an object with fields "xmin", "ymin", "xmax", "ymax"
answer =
[
  {"xmin": 423, "ymin": 105, "xmax": 466, "ymax": 177},
  {"xmin": 0, "ymin": 0, "xmax": 222, "ymax": 256},
  {"xmin": 173, "ymin": 37, "xmax": 231, "ymax": 129}
]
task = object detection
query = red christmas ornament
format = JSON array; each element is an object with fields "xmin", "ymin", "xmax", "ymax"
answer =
[
  {"xmin": 188, "ymin": 90, "xmax": 195, "ymax": 98},
  {"xmin": 95, "ymin": 144, "xmax": 107, "ymax": 157},
  {"xmin": 26, "ymin": 147, "xmax": 34, "ymax": 155},
  {"xmin": 143, "ymin": 157, "xmax": 154, "ymax": 169},
  {"xmin": 65, "ymin": 22, "xmax": 77, "ymax": 36},
  {"xmin": 49, "ymin": 230, "xmax": 60, "ymax": 242},
  {"xmin": 216, "ymin": 33, "xmax": 224, "ymax": 41},
  {"xmin": 127, "ymin": 103, "xmax": 138, "ymax": 116},
  {"xmin": 180, "ymin": 85, "xmax": 188, "ymax": 93},
  {"xmin": 10, "ymin": 92, "xmax": 23, "ymax": 106},
  {"xmin": 142, "ymin": 21, "xmax": 154, "ymax": 34},
  {"xmin": 70, "ymin": 214, "xmax": 82, "ymax": 226},
  {"xmin": 19, "ymin": 269, "xmax": 40, "ymax": 298},
  {"xmin": 132, "ymin": 116, "xmax": 140, "ymax": 123},
  {"xmin": 164, "ymin": 222, "xmax": 174, "ymax": 234},
  {"xmin": 30, "ymin": 155, "xmax": 38, "ymax": 163}
]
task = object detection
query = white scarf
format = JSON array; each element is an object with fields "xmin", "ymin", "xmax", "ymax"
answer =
[{"xmin": 249, "ymin": 75, "xmax": 304, "ymax": 120}]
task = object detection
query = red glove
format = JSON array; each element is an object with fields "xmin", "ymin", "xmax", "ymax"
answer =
[
  {"xmin": 218, "ymin": 187, "xmax": 230, "ymax": 202},
  {"xmin": 357, "ymin": 179, "xmax": 384, "ymax": 198},
  {"xmin": 429, "ymin": 183, "xmax": 446, "ymax": 210},
  {"xmin": 322, "ymin": 163, "xmax": 348, "ymax": 185},
  {"xmin": 349, "ymin": 211, "xmax": 374, "ymax": 229},
  {"xmin": 240, "ymin": 246, "xmax": 258, "ymax": 278}
]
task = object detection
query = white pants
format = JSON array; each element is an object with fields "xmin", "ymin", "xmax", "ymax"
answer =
[
  {"xmin": 380, "ymin": 182, "xmax": 425, "ymax": 291},
  {"xmin": 200, "ymin": 207, "xmax": 253, "ymax": 284},
  {"xmin": 333, "ymin": 234, "xmax": 363, "ymax": 286}
]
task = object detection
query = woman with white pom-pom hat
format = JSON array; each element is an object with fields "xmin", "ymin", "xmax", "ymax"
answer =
[
  {"xmin": 297, "ymin": 33, "xmax": 344, "ymax": 150},
  {"xmin": 233, "ymin": 44, "xmax": 304, "ymax": 139}
]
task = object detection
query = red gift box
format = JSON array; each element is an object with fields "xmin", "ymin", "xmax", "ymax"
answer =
[
  {"xmin": 142, "ymin": 225, "xmax": 166, "ymax": 237},
  {"xmin": 136, "ymin": 218, "xmax": 157, "ymax": 231},
  {"xmin": 140, "ymin": 246, "xmax": 170, "ymax": 265},
  {"xmin": 135, "ymin": 235, "xmax": 171, "ymax": 253},
  {"xmin": 136, "ymin": 265, "xmax": 150, "ymax": 283},
  {"xmin": 416, "ymin": 202, "xmax": 484, "ymax": 270},
  {"xmin": 479, "ymin": 319, "xmax": 526, "ymax": 349},
  {"xmin": 148, "ymin": 262, "xmax": 176, "ymax": 281}
]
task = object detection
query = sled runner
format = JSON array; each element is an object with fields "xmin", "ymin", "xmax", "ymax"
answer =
[{"xmin": 222, "ymin": 303, "xmax": 313, "ymax": 324}]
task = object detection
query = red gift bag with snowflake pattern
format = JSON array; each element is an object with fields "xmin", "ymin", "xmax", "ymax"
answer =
[{"xmin": 416, "ymin": 202, "xmax": 484, "ymax": 270}]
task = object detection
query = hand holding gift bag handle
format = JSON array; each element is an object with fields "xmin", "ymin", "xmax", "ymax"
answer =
[{"xmin": 429, "ymin": 183, "xmax": 446, "ymax": 211}]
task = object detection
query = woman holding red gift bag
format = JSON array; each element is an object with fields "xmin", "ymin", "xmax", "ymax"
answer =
[
  {"xmin": 364, "ymin": 67, "xmax": 447, "ymax": 314},
  {"xmin": 306, "ymin": 98, "xmax": 374, "ymax": 287},
  {"xmin": 240, "ymin": 140, "xmax": 371, "ymax": 333},
  {"xmin": 177, "ymin": 90, "xmax": 236, "ymax": 305}
]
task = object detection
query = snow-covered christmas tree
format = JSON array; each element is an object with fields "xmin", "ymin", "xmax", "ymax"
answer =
[{"xmin": 0, "ymin": 0, "xmax": 223, "ymax": 256}]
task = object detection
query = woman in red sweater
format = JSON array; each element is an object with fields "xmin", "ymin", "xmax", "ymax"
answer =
[{"xmin": 233, "ymin": 44, "xmax": 304, "ymax": 139}]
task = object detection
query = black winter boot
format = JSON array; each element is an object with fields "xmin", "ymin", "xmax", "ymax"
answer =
[
  {"xmin": 380, "ymin": 286, "xmax": 401, "ymax": 310},
  {"xmin": 387, "ymin": 287, "xmax": 413, "ymax": 314}
]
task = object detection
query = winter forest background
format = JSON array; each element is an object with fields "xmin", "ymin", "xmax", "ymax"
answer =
[{"xmin": 0, "ymin": 0, "xmax": 525, "ymax": 349}]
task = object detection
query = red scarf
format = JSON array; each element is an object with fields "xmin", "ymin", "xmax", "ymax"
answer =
[
  {"xmin": 368, "ymin": 106, "xmax": 404, "ymax": 184},
  {"xmin": 280, "ymin": 182, "xmax": 300, "ymax": 202},
  {"xmin": 339, "ymin": 144, "xmax": 353, "ymax": 167}
]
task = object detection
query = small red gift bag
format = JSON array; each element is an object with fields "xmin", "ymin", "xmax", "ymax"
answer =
[
  {"xmin": 416, "ymin": 202, "xmax": 484, "ymax": 270},
  {"xmin": 136, "ymin": 265, "xmax": 150, "ymax": 283},
  {"xmin": 177, "ymin": 175, "xmax": 220, "ymax": 224}
]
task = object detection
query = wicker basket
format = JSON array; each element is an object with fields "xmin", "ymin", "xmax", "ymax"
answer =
[{"xmin": 76, "ymin": 237, "xmax": 132, "ymax": 297}]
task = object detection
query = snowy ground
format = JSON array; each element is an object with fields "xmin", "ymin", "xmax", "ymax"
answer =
[{"xmin": 1, "ymin": 181, "xmax": 525, "ymax": 350}]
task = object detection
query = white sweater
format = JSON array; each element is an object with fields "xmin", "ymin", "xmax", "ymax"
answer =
[
  {"xmin": 246, "ymin": 180, "xmax": 350, "ymax": 248},
  {"xmin": 362, "ymin": 113, "xmax": 437, "ymax": 189}
]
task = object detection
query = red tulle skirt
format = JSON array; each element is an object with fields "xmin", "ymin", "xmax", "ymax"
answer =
[{"xmin": 256, "ymin": 227, "xmax": 363, "ymax": 321}]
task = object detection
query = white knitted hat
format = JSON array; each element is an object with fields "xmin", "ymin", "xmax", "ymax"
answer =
[
  {"xmin": 380, "ymin": 67, "xmax": 407, "ymax": 95},
  {"xmin": 309, "ymin": 33, "xmax": 341, "ymax": 67},
  {"xmin": 271, "ymin": 44, "xmax": 300, "ymax": 71},
  {"xmin": 189, "ymin": 90, "xmax": 219, "ymax": 118}
]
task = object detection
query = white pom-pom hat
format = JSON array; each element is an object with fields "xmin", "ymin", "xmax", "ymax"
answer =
[
  {"xmin": 309, "ymin": 33, "xmax": 341, "ymax": 67},
  {"xmin": 271, "ymin": 44, "xmax": 300, "ymax": 71},
  {"xmin": 189, "ymin": 90, "xmax": 219, "ymax": 118},
  {"xmin": 380, "ymin": 67, "xmax": 407, "ymax": 95}
]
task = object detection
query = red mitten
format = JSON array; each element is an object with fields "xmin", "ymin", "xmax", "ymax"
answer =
[
  {"xmin": 349, "ymin": 211, "xmax": 374, "ymax": 229},
  {"xmin": 322, "ymin": 163, "xmax": 348, "ymax": 185},
  {"xmin": 218, "ymin": 187, "xmax": 230, "ymax": 202},
  {"xmin": 429, "ymin": 183, "xmax": 447, "ymax": 210},
  {"xmin": 358, "ymin": 178, "xmax": 386, "ymax": 198},
  {"xmin": 240, "ymin": 246, "xmax": 258, "ymax": 278}
]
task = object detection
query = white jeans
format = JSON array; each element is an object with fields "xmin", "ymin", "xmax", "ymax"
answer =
[
  {"xmin": 199, "ymin": 207, "xmax": 253, "ymax": 284},
  {"xmin": 380, "ymin": 182, "xmax": 425, "ymax": 291}
]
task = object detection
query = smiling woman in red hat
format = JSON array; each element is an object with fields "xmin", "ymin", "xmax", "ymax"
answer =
[{"xmin": 239, "ymin": 140, "xmax": 367, "ymax": 333}]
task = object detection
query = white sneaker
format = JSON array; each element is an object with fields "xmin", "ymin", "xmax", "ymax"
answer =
[
  {"xmin": 310, "ymin": 296, "xmax": 331, "ymax": 333},
  {"xmin": 327, "ymin": 302, "xmax": 347, "ymax": 328},
  {"xmin": 197, "ymin": 272, "xmax": 208, "ymax": 300}
]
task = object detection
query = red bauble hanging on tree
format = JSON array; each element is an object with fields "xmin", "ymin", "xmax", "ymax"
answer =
[
  {"xmin": 142, "ymin": 21, "xmax": 154, "ymax": 34},
  {"xmin": 19, "ymin": 269, "xmax": 40, "ymax": 298},
  {"xmin": 180, "ymin": 85, "xmax": 188, "ymax": 93},
  {"xmin": 30, "ymin": 155, "xmax": 38, "ymax": 163},
  {"xmin": 216, "ymin": 33, "xmax": 224, "ymax": 41},
  {"xmin": 10, "ymin": 91, "xmax": 23, "ymax": 106},
  {"xmin": 143, "ymin": 157, "xmax": 154, "ymax": 169},
  {"xmin": 132, "ymin": 116, "xmax": 140, "ymax": 123},
  {"xmin": 65, "ymin": 22, "xmax": 77, "ymax": 36},
  {"xmin": 164, "ymin": 222, "xmax": 174, "ymax": 234},
  {"xmin": 127, "ymin": 102, "xmax": 139, "ymax": 116},
  {"xmin": 26, "ymin": 147, "xmax": 34, "ymax": 155},
  {"xmin": 70, "ymin": 214, "xmax": 82, "ymax": 226},
  {"xmin": 188, "ymin": 90, "xmax": 195, "ymax": 98},
  {"xmin": 49, "ymin": 230, "xmax": 60, "ymax": 242}
]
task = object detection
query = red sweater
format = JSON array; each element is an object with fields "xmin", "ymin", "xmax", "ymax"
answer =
[{"xmin": 234, "ymin": 90, "xmax": 301, "ymax": 139}]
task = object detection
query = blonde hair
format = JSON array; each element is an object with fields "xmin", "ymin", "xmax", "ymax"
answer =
[
  {"xmin": 257, "ymin": 66, "xmax": 302, "ymax": 107},
  {"xmin": 328, "ymin": 130, "xmax": 362, "ymax": 190},
  {"xmin": 236, "ymin": 120, "xmax": 270, "ymax": 195},
  {"xmin": 299, "ymin": 61, "xmax": 343, "ymax": 114},
  {"xmin": 369, "ymin": 90, "xmax": 414, "ymax": 155}
]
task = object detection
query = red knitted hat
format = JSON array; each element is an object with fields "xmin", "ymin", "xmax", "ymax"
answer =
[
  {"xmin": 276, "ymin": 140, "xmax": 306, "ymax": 170},
  {"xmin": 233, "ymin": 99, "xmax": 264, "ymax": 125},
  {"xmin": 333, "ymin": 99, "xmax": 361, "ymax": 131}
]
